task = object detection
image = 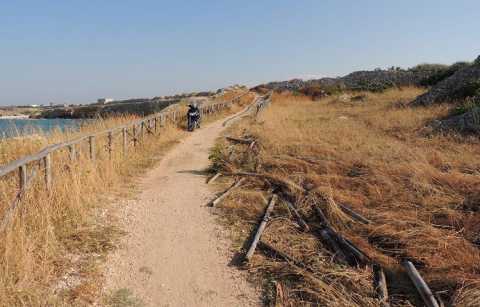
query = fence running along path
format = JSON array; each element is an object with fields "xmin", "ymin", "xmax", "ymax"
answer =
[{"xmin": 0, "ymin": 91, "xmax": 250, "ymax": 231}]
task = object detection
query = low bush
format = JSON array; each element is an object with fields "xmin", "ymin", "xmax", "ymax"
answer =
[{"xmin": 417, "ymin": 62, "xmax": 471, "ymax": 86}]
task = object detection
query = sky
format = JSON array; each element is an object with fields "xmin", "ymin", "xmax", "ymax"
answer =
[{"xmin": 0, "ymin": 1, "xmax": 479, "ymax": 106}]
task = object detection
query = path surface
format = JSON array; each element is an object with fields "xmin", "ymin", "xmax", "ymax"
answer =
[{"xmin": 103, "ymin": 113, "xmax": 259, "ymax": 307}]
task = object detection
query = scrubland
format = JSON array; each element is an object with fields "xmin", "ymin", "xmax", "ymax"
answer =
[
  {"xmin": 212, "ymin": 88, "xmax": 480, "ymax": 306},
  {"xmin": 0, "ymin": 91, "xmax": 254, "ymax": 306}
]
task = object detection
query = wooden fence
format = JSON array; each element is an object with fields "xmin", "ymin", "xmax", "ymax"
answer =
[{"xmin": 0, "ymin": 92, "xmax": 249, "ymax": 230}]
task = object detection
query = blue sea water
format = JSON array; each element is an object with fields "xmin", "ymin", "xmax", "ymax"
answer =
[{"xmin": 0, "ymin": 118, "xmax": 82, "ymax": 138}]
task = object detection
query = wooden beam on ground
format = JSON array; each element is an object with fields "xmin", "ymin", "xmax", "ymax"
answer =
[
  {"xmin": 258, "ymin": 240, "xmax": 310, "ymax": 271},
  {"xmin": 337, "ymin": 236, "xmax": 370, "ymax": 265},
  {"xmin": 225, "ymin": 171, "xmax": 305, "ymax": 193},
  {"xmin": 313, "ymin": 204, "xmax": 330, "ymax": 227},
  {"xmin": 207, "ymin": 172, "xmax": 222, "ymax": 184},
  {"xmin": 339, "ymin": 204, "xmax": 371, "ymax": 225},
  {"xmin": 314, "ymin": 204, "xmax": 369, "ymax": 265},
  {"xmin": 225, "ymin": 136, "xmax": 255, "ymax": 144},
  {"xmin": 403, "ymin": 261, "xmax": 440, "ymax": 307},
  {"xmin": 373, "ymin": 264, "xmax": 390, "ymax": 307},
  {"xmin": 280, "ymin": 197, "xmax": 310, "ymax": 232},
  {"xmin": 245, "ymin": 194, "xmax": 278, "ymax": 261},
  {"xmin": 319, "ymin": 229, "xmax": 348, "ymax": 264},
  {"xmin": 210, "ymin": 177, "xmax": 246, "ymax": 207}
]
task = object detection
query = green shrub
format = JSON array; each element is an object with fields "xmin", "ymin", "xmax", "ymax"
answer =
[
  {"xmin": 322, "ymin": 84, "xmax": 345, "ymax": 95},
  {"xmin": 299, "ymin": 86, "xmax": 327, "ymax": 100},
  {"xmin": 208, "ymin": 143, "xmax": 226, "ymax": 172},
  {"xmin": 474, "ymin": 55, "xmax": 480, "ymax": 65},
  {"xmin": 452, "ymin": 79, "xmax": 480, "ymax": 99},
  {"xmin": 351, "ymin": 80, "xmax": 396, "ymax": 92},
  {"xmin": 410, "ymin": 63, "xmax": 449, "ymax": 72},
  {"xmin": 417, "ymin": 62, "xmax": 471, "ymax": 86},
  {"xmin": 452, "ymin": 96, "xmax": 480, "ymax": 116}
]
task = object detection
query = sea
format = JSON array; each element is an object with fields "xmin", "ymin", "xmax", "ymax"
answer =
[{"xmin": 0, "ymin": 118, "xmax": 83, "ymax": 139}]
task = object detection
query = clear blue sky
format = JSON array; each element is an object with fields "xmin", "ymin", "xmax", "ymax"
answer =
[{"xmin": 1, "ymin": 0, "xmax": 478, "ymax": 105}]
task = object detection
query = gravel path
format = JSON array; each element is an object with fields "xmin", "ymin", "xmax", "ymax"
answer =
[{"xmin": 103, "ymin": 113, "xmax": 260, "ymax": 307}]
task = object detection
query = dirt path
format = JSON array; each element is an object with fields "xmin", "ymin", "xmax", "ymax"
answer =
[{"xmin": 103, "ymin": 113, "xmax": 260, "ymax": 307}]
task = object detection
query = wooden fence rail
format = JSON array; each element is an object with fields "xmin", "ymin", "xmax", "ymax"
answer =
[{"xmin": 0, "ymin": 91, "xmax": 250, "ymax": 228}]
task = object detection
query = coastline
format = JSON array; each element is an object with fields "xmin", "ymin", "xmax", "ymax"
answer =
[{"xmin": 0, "ymin": 115, "xmax": 30, "ymax": 119}]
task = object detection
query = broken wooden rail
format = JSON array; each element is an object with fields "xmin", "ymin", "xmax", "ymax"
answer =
[
  {"xmin": 403, "ymin": 261, "xmax": 440, "ymax": 307},
  {"xmin": 0, "ymin": 91, "xmax": 249, "ymax": 230},
  {"xmin": 245, "ymin": 194, "xmax": 278, "ymax": 261},
  {"xmin": 225, "ymin": 136, "xmax": 255, "ymax": 144},
  {"xmin": 280, "ymin": 197, "xmax": 310, "ymax": 232},
  {"xmin": 206, "ymin": 172, "xmax": 222, "ymax": 184},
  {"xmin": 209, "ymin": 177, "xmax": 246, "ymax": 207}
]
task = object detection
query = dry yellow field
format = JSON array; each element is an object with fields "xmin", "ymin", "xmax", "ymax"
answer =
[{"xmin": 212, "ymin": 88, "xmax": 480, "ymax": 306}]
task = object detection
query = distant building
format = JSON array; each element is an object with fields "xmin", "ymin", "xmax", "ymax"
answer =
[
  {"xmin": 30, "ymin": 104, "xmax": 40, "ymax": 108},
  {"xmin": 48, "ymin": 102, "xmax": 68, "ymax": 108},
  {"xmin": 97, "ymin": 98, "xmax": 114, "ymax": 105}
]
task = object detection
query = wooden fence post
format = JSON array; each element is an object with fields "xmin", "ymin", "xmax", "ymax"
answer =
[
  {"xmin": 44, "ymin": 154, "xmax": 52, "ymax": 190},
  {"xmin": 108, "ymin": 132, "xmax": 113, "ymax": 160},
  {"xmin": 68, "ymin": 144, "xmax": 76, "ymax": 161},
  {"xmin": 19, "ymin": 165, "xmax": 27, "ymax": 191},
  {"xmin": 89, "ymin": 136, "xmax": 96, "ymax": 161},
  {"xmin": 154, "ymin": 117, "xmax": 158, "ymax": 133},
  {"xmin": 133, "ymin": 125, "xmax": 137, "ymax": 147},
  {"xmin": 122, "ymin": 128, "xmax": 127, "ymax": 155}
]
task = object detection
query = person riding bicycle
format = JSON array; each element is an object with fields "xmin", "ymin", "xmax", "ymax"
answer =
[{"xmin": 187, "ymin": 102, "xmax": 201, "ymax": 131}]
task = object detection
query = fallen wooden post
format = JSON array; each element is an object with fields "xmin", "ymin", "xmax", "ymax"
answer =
[
  {"xmin": 373, "ymin": 264, "xmax": 390, "ymax": 307},
  {"xmin": 245, "ymin": 194, "xmax": 278, "ymax": 261},
  {"xmin": 339, "ymin": 204, "xmax": 371, "ymax": 225},
  {"xmin": 258, "ymin": 240, "xmax": 310, "ymax": 271},
  {"xmin": 319, "ymin": 229, "xmax": 348, "ymax": 264},
  {"xmin": 281, "ymin": 198, "xmax": 310, "ymax": 232},
  {"xmin": 210, "ymin": 177, "xmax": 246, "ymax": 207},
  {"xmin": 314, "ymin": 204, "xmax": 368, "ymax": 265},
  {"xmin": 403, "ymin": 261, "xmax": 440, "ymax": 307},
  {"xmin": 314, "ymin": 204, "xmax": 330, "ymax": 227},
  {"xmin": 224, "ymin": 171, "xmax": 305, "ymax": 193},
  {"xmin": 207, "ymin": 172, "xmax": 222, "ymax": 184},
  {"xmin": 225, "ymin": 136, "xmax": 255, "ymax": 144},
  {"xmin": 331, "ymin": 234, "xmax": 369, "ymax": 265}
]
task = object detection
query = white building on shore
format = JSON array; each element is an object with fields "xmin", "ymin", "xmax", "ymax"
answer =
[{"xmin": 97, "ymin": 98, "xmax": 114, "ymax": 105}]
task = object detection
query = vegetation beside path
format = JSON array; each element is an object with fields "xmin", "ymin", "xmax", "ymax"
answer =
[
  {"xmin": 0, "ymin": 91, "xmax": 254, "ymax": 306},
  {"xmin": 209, "ymin": 88, "xmax": 480, "ymax": 306}
]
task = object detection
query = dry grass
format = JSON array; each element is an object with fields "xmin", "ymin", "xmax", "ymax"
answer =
[
  {"xmin": 211, "ymin": 88, "xmax": 480, "ymax": 306},
  {"xmin": 0, "ymin": 91, "xmax": 252, "ymax": 306}
]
